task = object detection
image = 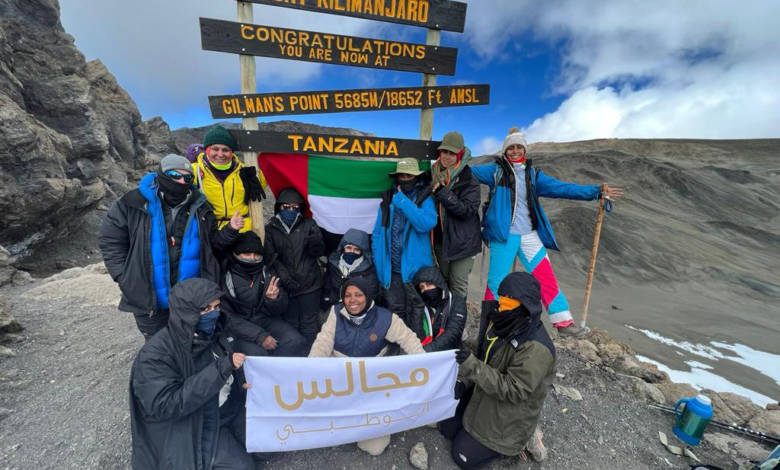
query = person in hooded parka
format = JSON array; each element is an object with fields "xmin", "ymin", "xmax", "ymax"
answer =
[
  {"xmin": 321, "ymin": 228, "xmax": 379, "ymax": 311},
  {"xmin": 440, "ymin": 272, "xmax": 556, "ymax": 469},
  {"xmin": 411, "ymin": 266, "xmax": 467, "ymax": 352},
  {"xmin": 129, "ymin": 278, "xmax": 254, "ymax": 470}
]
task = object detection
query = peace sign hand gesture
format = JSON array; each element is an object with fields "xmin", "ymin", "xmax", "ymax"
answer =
[{"xmin": 265, "ymin": 276, "xmax": 280, "ymax": 300}]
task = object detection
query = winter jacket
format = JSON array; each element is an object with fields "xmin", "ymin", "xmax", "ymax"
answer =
[
  {"xmin": 471, "ymin": 158, "xmax": 600, "ymax": 250},
  {"xmin": 322, "ymin": 229, "xmax": 379, "ymax": 309},
  {"xmin": 458, "ymin": 273, "xmax": 556, "ymax": 456},
  {"xmin": 100, "ymin": 173, "xmax": 238, "ymax": 315},
  {"xmin": 264, "ymin": 188, "xmax": 326, "ymax": 297},
  {"xmin": 220, "ymin": 255, "xmax": 288, "ymax": 345},
  {"xmin": 410, "ymin": 267, "xmax": 466, "ymax": 353},
  {"xmin": 309, "ymin": 302, "xmax": 424, "ymax": 358},
  {"xmin": 432, "ymin": 165, "xmax": 482, "ymax": 262},
  {"xmin": 372, "ymin": 184, "xmax": 437, "ymax": 286},
  {"xmin": 129, "ymin": 278, "xmax": 245, "ymax": 470}
]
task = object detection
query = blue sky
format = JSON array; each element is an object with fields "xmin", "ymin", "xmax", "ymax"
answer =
[{"xmin": 60, "ymin": 0, "xmax": 779, "ymax": 154}]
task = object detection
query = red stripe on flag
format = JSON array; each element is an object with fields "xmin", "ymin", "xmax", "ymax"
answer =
[{"xmin": 257, "ymin": 153, "xmax": 310, "ymax": 210}]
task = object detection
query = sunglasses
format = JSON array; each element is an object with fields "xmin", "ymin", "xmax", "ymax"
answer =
[{"xmin": 165, "ymin": 170, "xmax": 194, "ymax": 184}]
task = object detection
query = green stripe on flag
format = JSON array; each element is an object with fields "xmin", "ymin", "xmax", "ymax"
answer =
[{"xmin": 308, "ymin": 155, "xmax": 431, "ymax": 199}]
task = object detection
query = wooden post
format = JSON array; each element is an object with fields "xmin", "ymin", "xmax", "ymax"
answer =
[
  {"xmin": 237, "ymin": 1, "xmax": 265, "ymax": 241},
  {"xmin": 418, "ymin": 28, "xmax": 441, "ymax": 140},
  {"xmin": 580, "ymin": 183, "xmax": 608, "ymax": 328}
]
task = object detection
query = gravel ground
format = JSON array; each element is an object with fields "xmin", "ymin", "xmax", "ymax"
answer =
[{"xmin": 0, "ymin": 269, "xmax": 753, "ymax": 470}]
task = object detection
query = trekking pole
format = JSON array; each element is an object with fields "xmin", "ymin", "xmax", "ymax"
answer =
[
  {"xmin": 580, "ymin": 183, "xmax": 608, "ymax": 329},
  {"xmin": 648, "ymin": 402, "xmax": 780, "ymax": 445}
]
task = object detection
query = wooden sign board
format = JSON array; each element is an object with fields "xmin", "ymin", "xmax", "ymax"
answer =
[
  {"xmin": 242, "ymin": 0, "xmax": 467, "ymax": 33},
  {"xmin": 229, "ymin": 129, "xmax": 440, "ymax": 159},
  {"xmin": 210, "ymin": 84, "xmax": 489, "ymax": 118},
  {"xmin": 200, "ymin": 18, "xmax": 457, "ymax": 75}
]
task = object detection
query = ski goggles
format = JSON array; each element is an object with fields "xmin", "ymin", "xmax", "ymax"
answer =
[{"xmin": 164, "ymin": 169, "xmax": 194, "ymax": 184}]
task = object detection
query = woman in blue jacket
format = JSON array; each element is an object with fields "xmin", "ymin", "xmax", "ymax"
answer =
[{"xmin": 471, "ymin": 128, "xmax": 622, "ymax": 337}]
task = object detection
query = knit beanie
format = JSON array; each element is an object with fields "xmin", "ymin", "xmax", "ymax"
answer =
[
  {"xmin": 233, "ymin": 231, "xmax": 263, "ymax": 255},
  {"xmin": 159, "ymin": 154, "xmax": 192, "ymax": 173},
  {"xmin": 501, "ymin": 127, "xmax": 528, "ymax": 156},
  {"xmin": 203, "ymin": 126, "xmax": 237, "ymax": 151}
]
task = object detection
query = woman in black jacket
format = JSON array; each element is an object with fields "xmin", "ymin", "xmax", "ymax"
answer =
[
  {"xmin": 221, "ymin": 231, "xmax": 309, "ymax": 357},
  {"xmin": 264, "ymin": 187, "xmax": 326, "ymax": 344},
  {"xmin": 431, "ymin": 131, "xmax": 482, "ymax": 300},
  {"xmin": 321, "ymin": 228, "xmax": 380, "ymax": 310},
  {"xmin": 412, "ymin": 266, "xmax": 467, "ymax": 352}
]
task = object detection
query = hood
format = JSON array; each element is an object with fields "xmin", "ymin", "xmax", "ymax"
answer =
[
  {"xmin": 497, "ymin": 272, "xmax": 543, "ymax": 321},
  {"xmin": 274, "ymin": 187, "xmax": 307, "ymax": 214},
  {"xmin": 412, "ymin": 266, "xmax": 449, "ymax": 291},
  {"xmin": 340, "ymin": 275, "xmax": 376, "ymax": 307},
  {"xmin": 167, "ymin": 278, "xmax": 225, "ymax": 349},
  {"xmin": 338, "ymin": 228, "xmax": 370, "ymax": 254}
]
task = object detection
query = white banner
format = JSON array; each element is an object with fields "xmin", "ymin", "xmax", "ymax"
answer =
[{"xmin": 243, "ymin": 351, "xmax": 458, "ymax": 452}]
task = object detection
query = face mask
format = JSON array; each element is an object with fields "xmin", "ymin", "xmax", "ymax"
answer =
[
  {"xmin": 195, "ymin": 309, "xmax": 220, "ymax": 336},
  {"xmin": 398, "ymin": 178, "xmax": 416, "ymax": 193},
  {"xmin": 157, "ymin": 171, "xmax": 191, "ymax": 206},
  {"xmin": 420, "ymin": 287, "xmax": 444, "ymax": 308},
  {"xmin": 279, "ymin": 209, "xmax": 299, "ymax": 227},
  {"xmin": 488, "ymin": 306, "xmax": 529, "ymax": 338},
  {"xmin": 342, "ymin": 252, "xmax": 361, "ymax": 265}
]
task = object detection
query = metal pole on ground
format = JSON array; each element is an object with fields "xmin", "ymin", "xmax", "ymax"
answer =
[
  {"xmin": 418, "ymin": 28, "xmax": 441, "ymax": 140},
  {"xmin": 580, "ymin": 183, "xmax": 608, "ymax": 328},
  {"xmin": 237, "ymin": 1, "xmax": 265, "ymax": 241}
]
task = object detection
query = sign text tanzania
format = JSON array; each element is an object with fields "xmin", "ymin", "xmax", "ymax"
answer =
[
  {"xmin": 210, "ymin": 84, "xmax": 489, "ymax": 118},
  {"xmin": 200, "ymin": 18, "xmax": 457, "ymax": 75}
]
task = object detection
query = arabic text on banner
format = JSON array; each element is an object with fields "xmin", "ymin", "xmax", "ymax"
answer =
[{"xmin": 243, "ymin": 350, "xmax": 458, "ymax": 452}]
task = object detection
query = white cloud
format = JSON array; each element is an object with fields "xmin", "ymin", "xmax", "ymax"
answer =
[
  {"xmin": 60, "ymin": 0, "xmax": 386, "ymax": 119},
  {"xmin": 474, "ymin": 136, "xmax": 501, "ymax": 156},
  {"xmin": 462, "ymin": 0, "xmax": 780, "ymax": 140}
]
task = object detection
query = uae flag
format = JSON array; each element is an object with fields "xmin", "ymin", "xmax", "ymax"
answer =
[{"xmin": 258, "ymin": 153, "xmax": 429, "ymax": 235}]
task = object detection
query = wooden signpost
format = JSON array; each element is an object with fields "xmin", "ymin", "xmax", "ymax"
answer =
[
  {"xmin": 200, "ymin": 18, "xmax": 458, "ymax": 75},
  {"xmin": 209, "ymin": 84, "xmax": 489, "ymax": 118},
  {"xmin": 228, "ymin": 129, "xmax": 440, "ymax": 159},
  {"xmin": 241, "ymin": 0, "xmax": 468, "ymax": 32}
]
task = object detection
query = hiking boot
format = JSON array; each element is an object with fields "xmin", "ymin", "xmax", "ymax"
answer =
[
  {"xmin": 525, "ymin": 426, "xmax": 547, "ymax": 462},
  {"xmin": 556, "ymin": 323, "xmax": 590, "ymax": 337}
]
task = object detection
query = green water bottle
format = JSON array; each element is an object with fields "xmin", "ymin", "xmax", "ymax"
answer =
[{"xmin": 673, "ymin": 394, "xmax": 713, "ymax": 446}]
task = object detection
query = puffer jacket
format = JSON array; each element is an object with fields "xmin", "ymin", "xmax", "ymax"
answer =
[
  {"xmin": 263, "ymin": 188, "xmax": 325, "ymax": 297},
  {"xmin": 410, "ymin": 267, "xmax": 466, "ymax": 352},
  {"xmin": 99, "ymin": 173, "xmax": 238, "ymax": 315},
  {"xmin": 193, "ymin": 153, "xmax": 265, "ymax": 233},
  {"xmin": 372, "ymin": 183, "xmax": 437, "ymax": 286},
  {"xmin": 309, "ymin": 302, "xmax": 424, "ymax": 358},
  {"xmin": 129, "ymin": 278, "xmax": 245, "ymax": 470},
  {"xmin": 322, "ymin": 229, "xmax": 379, "ymax": 309},
  {"xmin": 471, "ymin": 158, "xmax": 600, "ymax": 250},
  {"xmin": 458, "ymin": 273, "xmax": 556, "ymax": 456}
]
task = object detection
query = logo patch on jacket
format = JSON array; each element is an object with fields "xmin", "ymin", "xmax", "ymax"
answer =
[{"xmin": 369, "ymin": 333, "xmax": 378, "ymax": 342}]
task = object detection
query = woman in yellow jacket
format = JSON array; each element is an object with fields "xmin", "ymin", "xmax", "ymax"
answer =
[{"xmin": 193, "ymin": 126, "xmax": 266, "ymax": 233}]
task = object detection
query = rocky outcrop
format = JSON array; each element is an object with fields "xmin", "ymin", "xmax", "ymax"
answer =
[{"xmin": 0, "ymin": 0, "xmax": 176, "ymax": 262}]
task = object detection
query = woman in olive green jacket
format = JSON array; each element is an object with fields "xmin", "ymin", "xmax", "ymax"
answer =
[{"xmin": 440, "ymin": 272, "xmax": 555, "ymax": 469}]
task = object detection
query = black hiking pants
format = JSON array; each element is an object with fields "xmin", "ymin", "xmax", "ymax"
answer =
[{"xmin": 439, "ymin": 387, "xmax": 501, "ymax": 470}]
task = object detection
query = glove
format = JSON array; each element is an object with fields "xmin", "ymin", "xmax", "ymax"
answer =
[
  {"xmin": 454, "ymin": 380, "xmax": 466, "ymax": 400},
  {"xmin": 239, "ymin": 166, "xmax": 266, "ymax": 203},
  {"xmin": 455, "ymin": 346, "xmax": 472, "ymax": 365}
]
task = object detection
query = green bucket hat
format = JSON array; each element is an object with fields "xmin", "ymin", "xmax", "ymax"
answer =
[
  {"xmin": 388, "ymin": 158, "xmax": 425, "ymax": 177},
  {"xmin": 437, "ymin": 131, "xmax": 464, "ymax": 154},
  {"xmin": 203, "ymin": 125, "xmax": 237, "ymax": 151}
]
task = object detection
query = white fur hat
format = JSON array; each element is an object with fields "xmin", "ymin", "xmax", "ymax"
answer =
[{"xmin": 501, "ymin": 127, "xmax": 527, "ymax": 155}]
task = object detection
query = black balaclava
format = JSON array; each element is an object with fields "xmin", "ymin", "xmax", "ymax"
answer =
[
  {"xmin": 157, "ymin": 169, "xmax": 191, "ymax": 206},
  {"xmin": 420, "ymin": 287, "xmax": 445, "ymax": 309},
  {"xmin": 341, "ymin": 277, "xmax": 374, "ymax": 320},
  {"xmin": 413, "ymin": 266, "xmax": 449, "ymax": 311},
  {"xmin": 397, "ymin": 175, "xmax": 417, "ymax": 194},
  {"xmin": 231, "ymin": 231, "xmax": 264, "ymax": 276},
  {"xmin": 490, "ymin": 272, "xmax": 544, "ymax": 341}
]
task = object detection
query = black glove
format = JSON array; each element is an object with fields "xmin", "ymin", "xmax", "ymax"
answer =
[
  {"xmin": 239, "ymin": 166, "xmax": 266, "ymax": 203},
  {"xmin": 454, "ymin": 380, "xmax": 466, "ymax": 400},
  {"xmin": 455, "ymin": 346, "xmax": 472, "ymax": 365}
]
